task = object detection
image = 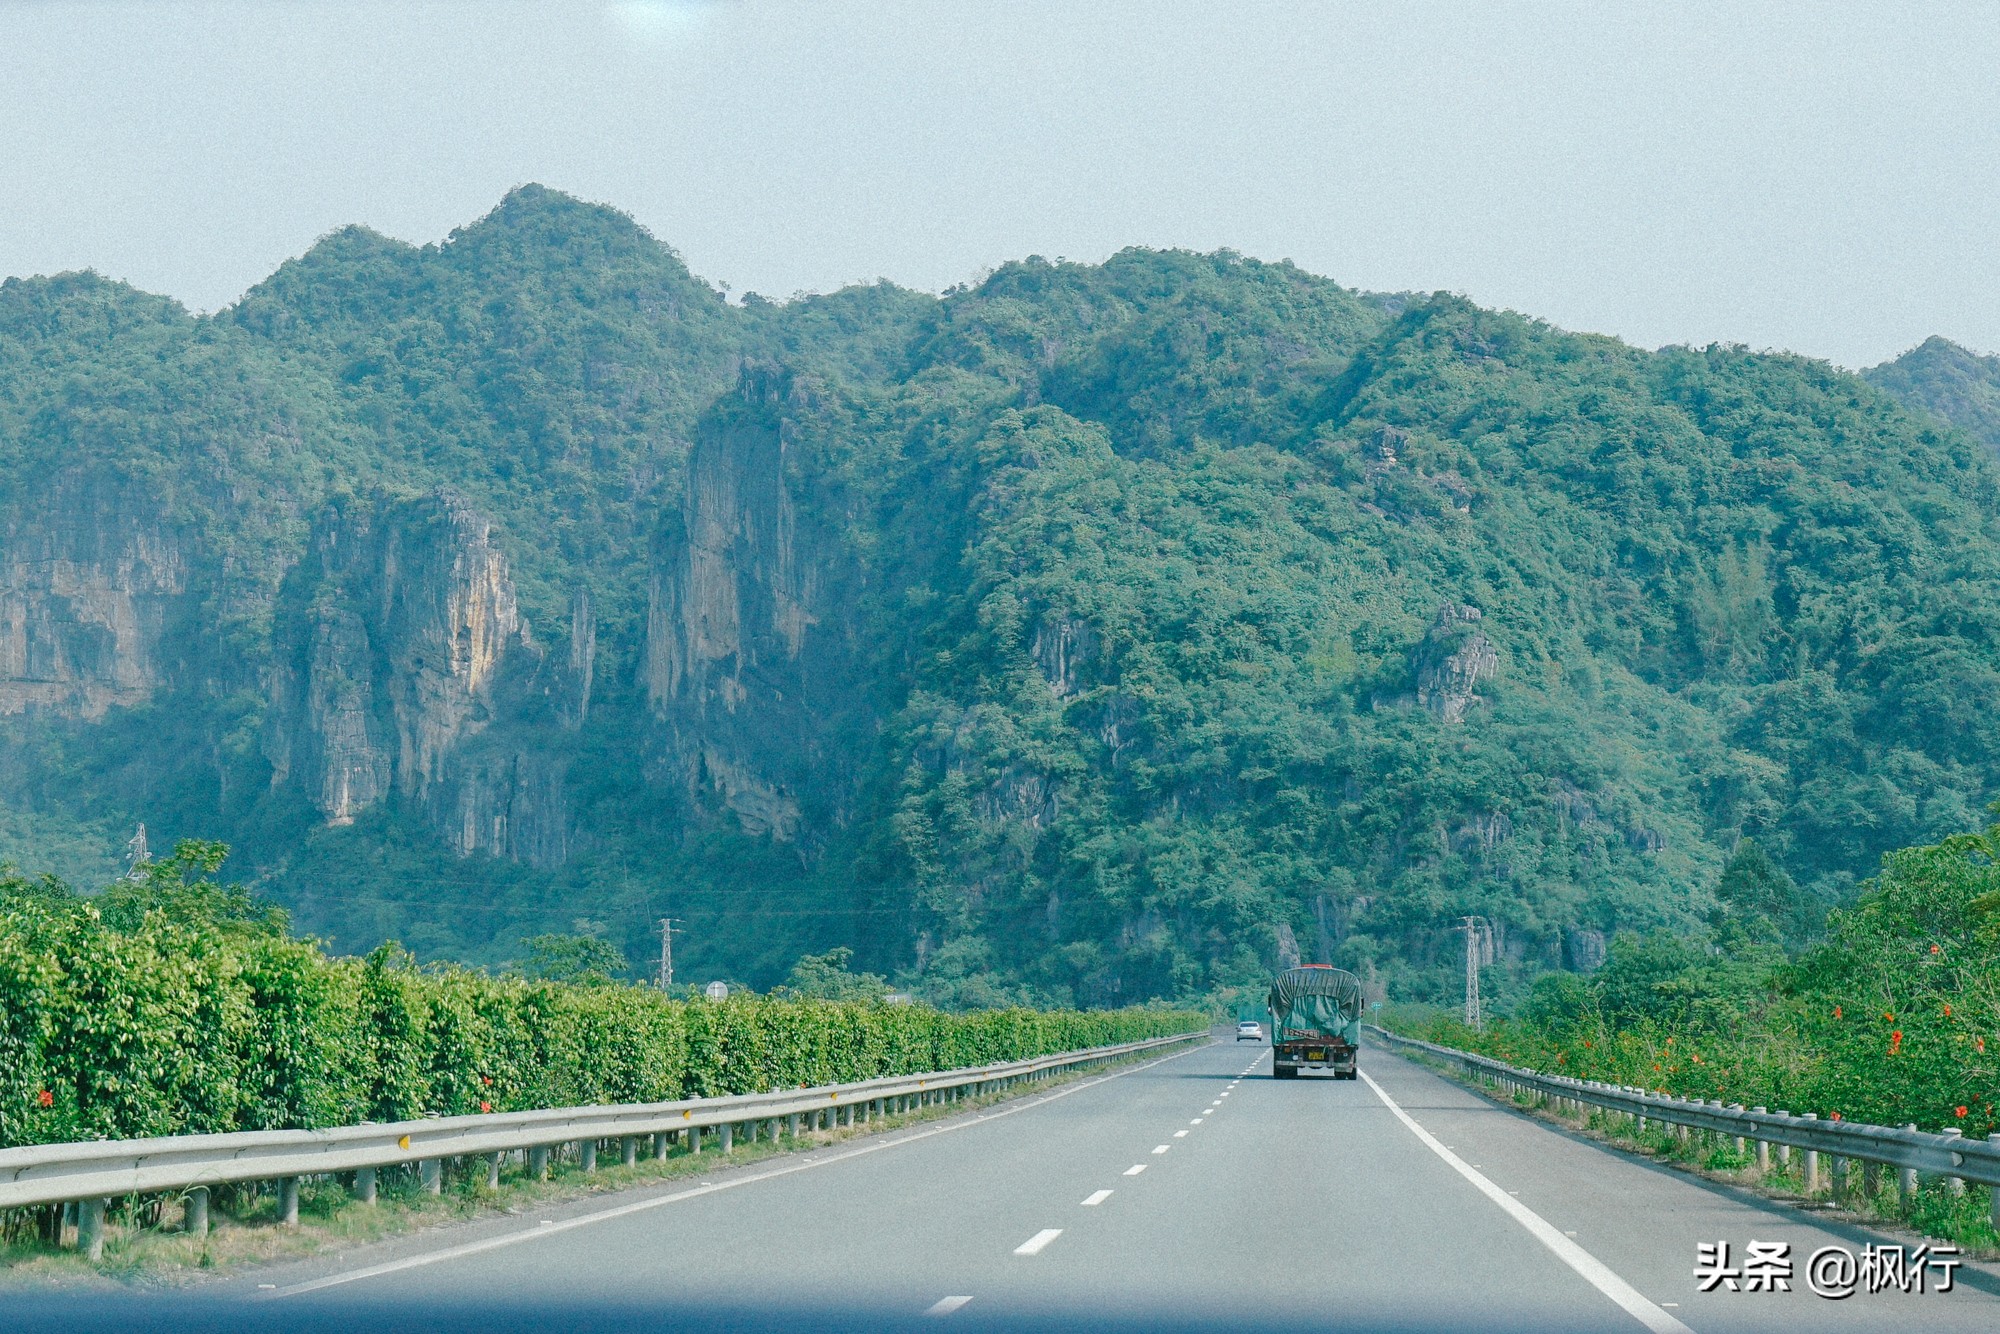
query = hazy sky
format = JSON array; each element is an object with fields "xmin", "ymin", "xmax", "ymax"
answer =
[{"xmin": 2, "ymin": 1, "xmax": 1995, "ymax": 367}]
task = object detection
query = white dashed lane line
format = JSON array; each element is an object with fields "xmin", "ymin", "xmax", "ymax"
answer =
[
  {"xmin": 1123, "ymin": 1164, "xmax": 1147, "ymax": 1176},
  {"xmin": 926, "ymin": 1296, "xmax": 974, "ymax": 1317},
  {"xmin": 1151, "ymin": 1144, "xmax": 1171, "ymax": 1155},
  {"xmin": 1173, "ymin": 1130, "xmax": 1188, "ymax": 1138},
  {"xmin": 1081, "ymin": 1190, "xmax": 1113, "ymax": 1206},
  {"xmin": 1014, "ymin": 1229, "xmax": 1063, "ymax": 1256}
]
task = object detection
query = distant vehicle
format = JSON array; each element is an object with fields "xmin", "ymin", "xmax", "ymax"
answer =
[
  {"xmin": 1235, "ymin": 1019, "xmax": 1263, "ymax": 1041},
  {"xmin": 1266, "ymin": 965, "xmax": 1363, "ymax": 1080}
]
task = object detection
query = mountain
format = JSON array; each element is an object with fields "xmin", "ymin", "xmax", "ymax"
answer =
[
  {"xmin": 1866, "ymin": 335, "xmax": 2000, "ymax": 455},
  {"xmin": 4, "ymin": 187, "xmax": 2000, "ymax": 1007}
]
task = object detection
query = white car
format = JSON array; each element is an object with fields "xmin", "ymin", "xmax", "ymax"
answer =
[{"xmin": 1235, "ymin": 1019, "xmax": 1264, "ymax": 1041}]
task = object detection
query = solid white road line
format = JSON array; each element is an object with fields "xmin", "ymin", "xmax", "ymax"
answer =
[
  {"xmin": 1358, "ymin": 1070, "xmax": 1693, "ymax": 1334},
  {"xmin": 926, "ymin": 1296, "xmax": 975, "ymax": 1316},
  {"xmin": 1081, "ymin": 1189, "xmax": 1113, "ymax": 1206},
  {"xmin": 267, "ymin": 1040, "xmax": 1213, "ymax": 1299},
  {"xmin": 1123, "ymin": 1164, "xmax": 1147, "ymax": 1176},
  {"xmin": 1014, "ymin": 1229, "xmax": 1063, "ymax": 1256}
]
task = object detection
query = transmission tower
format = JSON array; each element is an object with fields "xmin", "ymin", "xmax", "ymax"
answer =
[
  {"xmin": 656, "ymin": 918, "xmax": 680, "ymax": 990},
  {"xmin": 1458, "ymin": 915, "xmax": 1491, "ymax": 1029}
]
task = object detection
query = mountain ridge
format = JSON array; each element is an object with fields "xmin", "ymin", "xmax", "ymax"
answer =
[{"xmin": 1, "ymin": 187, "xmax": 1997, "ymax": 1008}]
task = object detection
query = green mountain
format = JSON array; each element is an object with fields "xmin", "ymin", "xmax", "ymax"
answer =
[
  {"xmin": 1866, "ymin": 334, "xmax": 2000, "ymax": 455},
  {"xmin": 4, "ymin": 186, "xmax": 1999, "ymax": 1006}
]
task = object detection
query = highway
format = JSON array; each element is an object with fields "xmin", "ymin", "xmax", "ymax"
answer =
[{"xmin": 15, "ymin": 1035, "xmax": 2000, "ymax": 1332}]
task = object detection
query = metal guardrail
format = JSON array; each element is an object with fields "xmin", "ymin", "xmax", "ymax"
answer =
[
  {"xmin": 1366, "ymin": 1025, "xmax": 2000, "ymax": 1218},
  {"xmin": 0, "ymin": 1030, "xmax": 1206, "ymax": 1238}
]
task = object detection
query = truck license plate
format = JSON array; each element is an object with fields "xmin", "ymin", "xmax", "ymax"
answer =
[{"xmin": 1307, "ymin": 1049, "xmax": 1325, "ymax": 1061}]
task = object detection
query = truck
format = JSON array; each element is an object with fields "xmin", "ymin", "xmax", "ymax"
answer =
[{"xmin": 1266, "ymin": 964, "xmax": 1363, "ymax": 1079}]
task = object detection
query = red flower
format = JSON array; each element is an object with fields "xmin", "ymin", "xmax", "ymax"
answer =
[
  {"xmin": 1956, "ymin": 1106, "xmax": 1969, "ymax": 1118},
  {"xmin": 1980, "ymin": 1038, "xmax": 1988, "ymax": 1053},
  {"xmin": 1931, "ymin": 944, "xmax": 1941, "ymax": 954},
  {"xmin": 1944, "ymin": 1005, "xmax": 1953, "ymax": 1017},
  {"xmin": 35, "ymin": 1089, "xmax": 52, "ymax": 1108},
  {"xmin": 1830, "ymin": 1111, "xmax": 1842, "ymax": 1121},
  {"xmin": 480, "ymin": 1100, "xmax": 492, "ymax": 1114},
  {"xmin": 481, "ymin": 1075, "xmax": 492, "ymax": 1086},
  {"xmin": 1833, "ymin": 1006, "xmax": 1842, "ymax": 1019}
]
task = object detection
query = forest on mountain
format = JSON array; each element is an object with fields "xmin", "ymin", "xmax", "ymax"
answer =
[{"xmin": 3, "ymin": 185, "xmax": 1999, "ymax": 1008}]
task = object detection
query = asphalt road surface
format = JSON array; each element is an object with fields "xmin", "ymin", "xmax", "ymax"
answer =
[{"xmin": 17, "ymin": 1036, "xmax": 2000, "ymax": 1333}]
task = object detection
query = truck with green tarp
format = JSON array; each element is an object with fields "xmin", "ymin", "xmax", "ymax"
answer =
[{"xmin": 1266, "ymin": 964, "xmax": 1363, "ymax": 1079}]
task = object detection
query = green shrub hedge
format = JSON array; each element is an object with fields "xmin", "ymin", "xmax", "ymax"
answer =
[
  {"xmin": 1384, "ymin": 821, "xmax": 2000, "ymax": 1138},
  {"xmin": 0, "ymin": 853, "xmax": 1203, "ymax": 1150}
]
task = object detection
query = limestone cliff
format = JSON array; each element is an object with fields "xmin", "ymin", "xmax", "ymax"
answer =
[
  {"xmin": 644, "ymin": 368, "xmax": 857, "ymax": 842},
  {"xmin": 0, "ymin": 481, "xmax": 188, "ymax": 719},
  {"xmin": 267, "ymin": 491, "xmax": 575, "ymax": 866}
]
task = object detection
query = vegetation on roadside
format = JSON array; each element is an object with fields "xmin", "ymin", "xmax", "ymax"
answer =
[
  {"xmin": 0, "ymin": 843, "xmax": 1202, "ymax": 1153},
  {"xmin": 1384, "ymin": 818, "xmax": 2000, "ymax": 1141}
]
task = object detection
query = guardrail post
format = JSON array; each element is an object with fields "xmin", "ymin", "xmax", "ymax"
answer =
[
  {"xmin": 1940, "ymin": 1128, "xmax": 1964, "ymax": 1195},
  {"xmin": 687, "ymin": 1126, "xmax": 702, "ymax": 1156},
  {"xmin": 652, "ymin": 1132, "xmax": 669, "ymax": 1159},
  {"xmin": 1801, "ymin": 1115, "xmax": 1820, "ymax": 1193},
  {"xmin": 1775, "ymin": 1115, "xmax": 1791, "ymax": 1168},
  {"xmin": 1860, "ymin": 1157, "xmax": 1880, "ymax": 1201},
  {"xmin": 530, "ymin": 1145, "xmax": 551, "ymax": 1177},
  {"xmin": 76, "ymin": 1196, "xmax": 106, "ymax": 1261},
  {"xmin": 788, "ymin": 1112, "xmax": 801, "ymax": 1138},
  {"xmin": 622, "ymin": 1135, "xmax": 638, "ymax": 1167},
  {"xmin": 420, "ymin": 1159, "xmax": 441, "ymax": 1196},
  {"xmin": 1731, "ymin": 1107, "xmax": 1746, "ymax": 1156},
  {"xmin": 578, "ymin": 1140, "xmax": 597, "ymax": 1173},
  {"xmin": 355, "ymin": 1166, "xmax": 377, "ymax": 1203},
  {"xmin": 1832, "ymin": 1155, "xmax": 1849, "ymax": 1205},
  {"xmin": 281, "ymin": 1175, "xmax": 302, "ymax": 1223},
  {"xmin": 486, "ymin": 1153, "xmax": 502, "ymax": 1189},
  {"xmin": 186, "ymin": 1186, "xmax": 209, "ymax": 1238},
  {"xmin": 719, "ymin": 1122, "xmax": 733, "ymax": 1154},
  {"xmin": 1751, "ymin": 1109, "xmax": 1769, "ymax": 1172},
  {"xmin": 1898, "ymin": 1125, "xmax": 1918, "ymax": 1205}
]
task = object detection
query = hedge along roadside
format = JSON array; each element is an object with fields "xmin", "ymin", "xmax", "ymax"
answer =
[{"xmin": 0, "ymin": 890, "xmax": 1206, "ymax": 1151}]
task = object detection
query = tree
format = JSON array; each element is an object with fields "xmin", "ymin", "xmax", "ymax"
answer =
[
  {"xmin": 777, "ymin": 947, "xmax": 888, "ymax": 1002},
  {"xmin": 520, "ymin": 932, "xmax": 628, "ymax": 985}
]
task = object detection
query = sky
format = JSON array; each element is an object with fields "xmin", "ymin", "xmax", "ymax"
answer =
[{"xmin": 1, "ymin": 0, "xmax": 1995, "ymax": 368}]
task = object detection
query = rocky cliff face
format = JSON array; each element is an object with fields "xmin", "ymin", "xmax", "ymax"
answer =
[
  {"xmin": 0, "ymin": 481, "xmax": 189, "ymax": 719},
  {"xmin": 644, "ymin": 369, "xmax": 857, "ymax": 842},
  {"xmin": 268, "ymin": 491, "xmax": 580, "ymax": 866},
  {"xmin": 1413, "ymin": 603, "xmax": 1498, "ymax": 724}
]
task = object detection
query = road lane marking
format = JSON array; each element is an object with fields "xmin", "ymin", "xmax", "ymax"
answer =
[
  {"xmin": 1081, "ymin": 1190, "xmax": 1112, "ymax": 1206},
  {"xmin": 1014, "ymin": 1229, "xmax": 1063, "ymax": 1256},
  {"xmin": 265, "ymin": 1039, "xmax": 1213, "ymax": 1299},
  {"xmin": 926, "ymin": 1296, "xmax": 974, "ymax": 1316},
  {"xmin": 1358, "ymin": 1069, "xmax": 1694, "ymax": 1334},
  {"xmin": 1124, "ymin": 1164, "xmax": 1147, "ymax": 1176},
  {"xmin": 1151, "ymin": 1144, "xmax": 1170, "ymax": 1154},
  {"xmin": 1191, "ymin": 1118, "xmax": 1204, "ymax": 1124},
  {"xmin": 1173, "ymin": 1130, "xmax": 1188, "ymax": 1137}
]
